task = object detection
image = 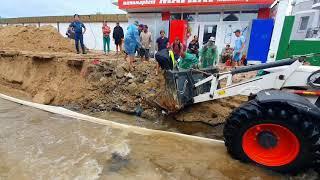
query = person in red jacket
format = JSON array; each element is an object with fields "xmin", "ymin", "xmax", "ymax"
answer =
[{"xmin": 102, "ymin": 21, "xmax": 111, "ymax": 55}]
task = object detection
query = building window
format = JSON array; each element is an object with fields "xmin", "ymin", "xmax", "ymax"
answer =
[
  {"xmin": 299, "ymin": 16, "xmax": 310, "ymax": 31},
  {"xmin": 223, "ymin": 11, "xmax": 240, "ymax": 21},
  {"xmin": 171, "ymin": 13, "xmax": 182, "ymax": 20},
  {"xmin": 183, "ymin": 13, "xmax": 196, "ymax": 22},
  {"xmin": 198, "ymin": 13, "xmax": 220, "ymax": 22},
  {"xmin": 240, "ymin": 11, "xmax": 258, "ymax": 21}
]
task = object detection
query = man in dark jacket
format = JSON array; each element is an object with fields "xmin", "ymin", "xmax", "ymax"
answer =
[{"xmin": 113, "ymin": 22, "xmax": 124, "ymax": 54}]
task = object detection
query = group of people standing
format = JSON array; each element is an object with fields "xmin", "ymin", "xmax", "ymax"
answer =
[
  {"xmin": 178, "ymin": 36, "xmax": 218, "ymax": 70},
  {"xmin": 124, "ymin": 25, "xmax": 219, "ymax": 72},
  {"xmin": 67, "ymin": 14, "xmax": 124, "ymax": 55},
  {"xmin": 155, "ymin": 29, "xmax": 245, "ymax": 72},
  {"xmin": 183, "ymin": 29, "xmax": 246, "ymax": 69},
  {"xmin": 67, "ymin": 15, "xmax": 245, "ymax": 71},
  {"xmin": 220, "ymin": 29, "xmax": 246, "ymax": 67},
  {"xmin": 102, "ymin": 21, "xmax": 124, "ymax": 55},
  {"xmin": 153, "ymin": 33, "xmax": 218, "ymax": 73},
  {"xmin": 124, "ymin": 21, "xmax": 170, "ymax": 71}
]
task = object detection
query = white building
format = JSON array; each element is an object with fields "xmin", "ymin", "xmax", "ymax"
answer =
[
  {"xmin": 114, "ymin": 0, "xmax": 276, "ymax": 54},
  {"xmin": 291, "ymin": 0, "xmax": 320, "ymax": 40}
]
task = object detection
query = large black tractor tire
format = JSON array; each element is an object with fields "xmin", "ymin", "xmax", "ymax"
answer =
[{"xmin": 223, "ymin": 99, "xmax": 320, "ymax": 173}]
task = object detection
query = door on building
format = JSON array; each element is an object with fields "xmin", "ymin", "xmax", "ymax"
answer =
[{"xmin": 199, "ymin": 24, "xmax": 218, "ymax": 45}]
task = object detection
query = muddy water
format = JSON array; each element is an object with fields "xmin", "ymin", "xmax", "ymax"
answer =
[
  {"xmin": 0, "ymin": 98, "xmax": 318, "ymax": 180},
  {"xmin": 90, "ymin": 111, "xmax": 225, "ymax": 139}
]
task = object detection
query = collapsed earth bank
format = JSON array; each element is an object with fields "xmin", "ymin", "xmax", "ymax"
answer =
[
  {"xmin": 0, "ymin": 50, "xmax": 248, "ymax": 126},
  {"xmin": 0, "ymin": 25, "xmax": 248, "ymax": 127}
]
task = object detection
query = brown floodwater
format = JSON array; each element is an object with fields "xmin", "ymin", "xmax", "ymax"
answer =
[
  {"xmin": 0, "ymin": 98, "xmax": 318, "ymax": 179},
  {"xmin": 89, "ymin": 111, "xmax": 225, "ymax": 140}
]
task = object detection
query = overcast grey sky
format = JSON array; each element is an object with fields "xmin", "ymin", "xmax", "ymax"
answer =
[{"xmin": 0, "ymin": 0, "xmax": 125, "ymax": 18}]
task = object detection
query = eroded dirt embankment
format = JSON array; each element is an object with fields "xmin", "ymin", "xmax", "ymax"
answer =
[
  {"xmin": 0, "ymin": 50, "xmax": 161, "ymax": 118},
  {"xmin": 0, "ymin": 49, "xmax": 248, "ymax": 126},
  {"xmin": 0, "ymin": 25, "xmax": 248, "ymax": 126}
]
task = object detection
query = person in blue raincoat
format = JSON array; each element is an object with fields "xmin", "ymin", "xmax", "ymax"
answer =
[{"xmin": 124, "ymin": 21, "xmax": 141, "ymax": 71}]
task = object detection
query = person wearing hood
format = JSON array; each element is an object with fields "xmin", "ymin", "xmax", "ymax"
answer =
[
  {"xmin": 124, "ymin": 21, "xmax": 141, "ymax": 71},
  {"xmin": 199, "ymin": 37, "xmax": 218, "ymax": 68}
]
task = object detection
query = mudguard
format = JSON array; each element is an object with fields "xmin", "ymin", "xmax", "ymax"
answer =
[{"xmin": 256, "ymin": 90, "xmax": 320, "ymax": 118}]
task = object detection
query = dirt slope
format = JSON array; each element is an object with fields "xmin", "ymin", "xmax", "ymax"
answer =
[
  {"xmin": 0, "ymin": 25, "xmax": 251, "ymax": 126},
  {"xmin": 0, "ymin": 49, "xmax": 163, "ymax": 119},
  {"xmin": 0, "ymin": 25, "xmax": 75, "ymax": 53},
  {"xmin": 0, "ymin": 49, "xmax": 250, "ymax": 126}
]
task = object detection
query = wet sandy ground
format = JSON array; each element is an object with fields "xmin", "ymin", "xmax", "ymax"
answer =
[{"xmin": 0, "ymin": 98, "xmax": 318, "ymax": 179}]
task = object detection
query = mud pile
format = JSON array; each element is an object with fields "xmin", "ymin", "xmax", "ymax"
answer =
[
  {"xmin": 78, "ymin": 59, "xmax": 253, "ymax": 125},
  {"xmin": 0, "ymin": 25, "xmax": 75, "ymax": 53},
  {"xmin": 0, "ymin": 50, "xmax": 253, "ymax": 127},
  {"xmin": 0, "ymin": 50, "xmax": 252, "ymax": 127},
  {"xmin": 0, "ymin": 50, "xmax": 163, "ymax": 120},
  {"xmin": 0, "ymin": 26, "xmax": 253, "ymax": 127},
  {"xmin": 81, "ymin": 58, "xmax": 164, "ymax": 120}
]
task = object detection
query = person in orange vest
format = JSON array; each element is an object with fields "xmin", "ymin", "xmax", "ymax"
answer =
[{"xmin": 102, "ymin": 21, "xmax": 111, "ymax": 55}]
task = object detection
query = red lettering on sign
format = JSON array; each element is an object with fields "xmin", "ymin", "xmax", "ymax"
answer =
[{"xmin": 118, "ymin": 0, "xmax": 274, "ymax": 9}]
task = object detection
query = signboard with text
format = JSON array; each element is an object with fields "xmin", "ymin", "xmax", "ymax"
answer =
[{"xmin": 118, "ymin": 0, "xmax": 275, "ymax": 9}]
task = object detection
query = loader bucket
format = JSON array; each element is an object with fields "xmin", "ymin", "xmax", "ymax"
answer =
[{"xmin": 158, "ymin": 68, "xmax": 219, "ymax": 112}]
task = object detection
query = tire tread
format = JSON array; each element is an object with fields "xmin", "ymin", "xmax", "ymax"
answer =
[{"xmin": 223, "ymin": 99, "xmax": 320, "ymax": 173}]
